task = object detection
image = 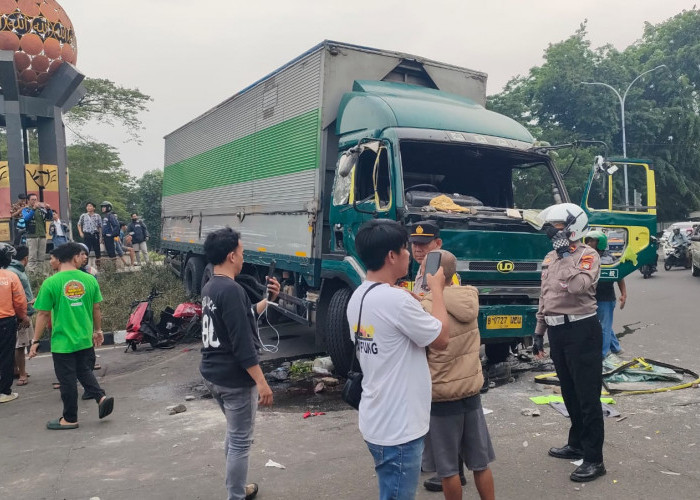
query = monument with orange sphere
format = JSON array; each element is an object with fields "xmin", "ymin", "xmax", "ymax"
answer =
[{"xmin": 0, "ymin": 0, "xmax": 83, "ymax": 243}]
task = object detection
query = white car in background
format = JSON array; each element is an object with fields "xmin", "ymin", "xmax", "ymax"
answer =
[{"xmin": 691, "ymin": 224, "xmax": 700, "ymax": 277}]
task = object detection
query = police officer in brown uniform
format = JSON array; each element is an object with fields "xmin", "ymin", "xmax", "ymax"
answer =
[{"xmin": 533, "ymin": 203, "xmax": 606, "ymax": 482}]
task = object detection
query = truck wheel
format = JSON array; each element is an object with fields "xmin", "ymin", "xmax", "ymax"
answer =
[
  {"xmin": 184, "ymin": 256, "xmax": 205, "ymax": 297},
  {"xmin": 326, "ymin": 287, "xmax": 354, "ymax": 377},
  {"xmin": 485, "ymin": 342, "xmax": 511, "ymax": 364},
  {"xmin": 201, "ymin": 263, "xmax": 213, "ymax": 290}
]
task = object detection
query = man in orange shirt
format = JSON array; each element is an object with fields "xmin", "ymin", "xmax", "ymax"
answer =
[{"xmin": 0, "ymin": 244, "xmax": 30, "ymax": 403}]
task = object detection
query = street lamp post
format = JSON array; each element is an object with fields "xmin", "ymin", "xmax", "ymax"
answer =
[{"xmin": 582, "ymin": 64, "xmax": 667, "ymax": 208}]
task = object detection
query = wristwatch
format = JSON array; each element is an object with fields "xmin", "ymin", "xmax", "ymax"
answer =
[{"xmin": 31, "ymin": 339, "xmax": 41, "ymax": 345}]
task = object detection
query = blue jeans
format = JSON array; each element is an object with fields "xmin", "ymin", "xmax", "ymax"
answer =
[
  {"xmin": 366, "ymin": 436, "xmax": 425, "ymax": 500},
  {"xmin": 204, "ymin": 381, "xmax": 258, "ymax": 500},
  {"xmin": 597, "ymin": 301, "xmax": 620, "ymax": 356},
  {"xmin": 52, "ymin": 235, "xmax": 68, "ymax": 247}
]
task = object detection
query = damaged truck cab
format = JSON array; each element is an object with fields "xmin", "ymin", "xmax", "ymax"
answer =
[
  {"xmin": 161, "ymin": 41, "xmax": 656, "ymax": 376},
  {"xmin": 325, "ymin": 82, "xmax": 565, "ymax": 369}
]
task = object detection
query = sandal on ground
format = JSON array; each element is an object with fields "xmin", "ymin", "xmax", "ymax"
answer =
[
  {"xmin": 98, "ymin": 396, "xmax": 114, "ymax": 419},
  {"xmin": 17, "ymin": 377, "xmax": 28, "ymax": 386},
  {"xmin": 46, "ymin": 418, "xmax": 79, "ymax": 430},
  {"xmin": 52, "ymin": 382, "xmax": 61, "ymax": 390}
]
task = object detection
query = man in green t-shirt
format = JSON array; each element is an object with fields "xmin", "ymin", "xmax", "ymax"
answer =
[{"xmin": 28, "ymin": 242, "xmax": 114, "ymax": 429}]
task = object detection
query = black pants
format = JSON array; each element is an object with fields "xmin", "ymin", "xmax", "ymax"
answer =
[
  {"xmin": 52, "ymin": 347, "xmax": 106, "ymax": 422},
  {"xmin": 83, "ymin": 232, "xmax": 101, "ymax": 259},
  {"xmin": 0, "ymin": 317, "xmax": 17, "ymax": 395},
  {"xmin": 548, "ymin": 316, "xmax": 604, "ymax": 463},
  {"xmin": 103, "ymin": 235, "xmax": 116, "ymax": 258}
]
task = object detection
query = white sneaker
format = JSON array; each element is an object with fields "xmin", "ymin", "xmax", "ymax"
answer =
[{"xmin": 0, "ymin": 392, "xmax": 18, "ymax": 403}]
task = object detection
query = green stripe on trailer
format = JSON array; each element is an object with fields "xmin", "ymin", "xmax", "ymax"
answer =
[{"xmin": 163, "ymin": 109, "xmax": 321, "ymax": 197}]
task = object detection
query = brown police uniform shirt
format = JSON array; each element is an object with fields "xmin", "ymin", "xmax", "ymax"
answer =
[{"xmin": 535, "ymin": 243, "xmax": 600, "ymax": 335}]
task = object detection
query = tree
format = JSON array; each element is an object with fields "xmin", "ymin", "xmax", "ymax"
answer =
[
  {"xmin": 488, "ymin": 11, "xmax": 700, "ymax": 220},
  {"xmin": 66, "ymin": 78, "xmax": 153, "ymax": 144},
  {"xmin": 128, "ymin": 169, "xmax": 163, "ymax": 248},
  {"xmin": 67, "ymin": 141, "xmax": 133, "ymax": 231}
]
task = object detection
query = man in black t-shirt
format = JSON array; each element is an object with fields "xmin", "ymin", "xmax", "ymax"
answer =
[
  {"xmin": 584, "ymin": 232, "xmax": 627, "ymax": 357},
  {"xmin": 200, "ymin": 227, "xmax": 280, "ymax": 500}
]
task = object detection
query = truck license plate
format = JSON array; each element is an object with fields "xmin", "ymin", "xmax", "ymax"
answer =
[{"xmin": 486, "ymin": 315, "xmax": 523, "ymax": 329}]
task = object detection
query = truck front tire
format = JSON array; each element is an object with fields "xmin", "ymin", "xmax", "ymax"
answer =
[
  {"xmin": 184, "ymin": 256, "xmax": 205, "ymax": 297},
  {"xmin": 325, "ymin": 287, "xmax": 354, "ymax": 377}
]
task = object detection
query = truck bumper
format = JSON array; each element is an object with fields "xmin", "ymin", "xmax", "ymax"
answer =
[{"xmin": 477, "ymin": 304, "xmax": 538, "ymax": 341}]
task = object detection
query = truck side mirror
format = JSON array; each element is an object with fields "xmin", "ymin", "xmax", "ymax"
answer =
[{"xmin": 338, "ymin": 148, "xmax": 358, "ymax": 178}]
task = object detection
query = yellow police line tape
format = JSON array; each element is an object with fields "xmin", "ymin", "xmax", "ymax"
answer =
[{"xmin": 534, "ymin": 358, "xmax": 700, "ymax": 395}]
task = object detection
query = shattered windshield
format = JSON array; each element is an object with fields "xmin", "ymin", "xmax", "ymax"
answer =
[{"xmin": 399, "ymin": 141, "xmax": 562, "ymax": 211}]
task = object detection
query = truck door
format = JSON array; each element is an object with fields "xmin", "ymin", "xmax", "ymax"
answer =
[
  {"xmin": 330, "ymin": 141, "xmax": 396, "ymax": 257},
  {"xmin": 581, "ymin": 157, "xmax": 657, "ymax": 280}
]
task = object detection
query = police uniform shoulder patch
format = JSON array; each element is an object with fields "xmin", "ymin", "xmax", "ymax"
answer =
[{"xmin": 580, "ymin": 254, "xmax": 594, "ymax": 270}]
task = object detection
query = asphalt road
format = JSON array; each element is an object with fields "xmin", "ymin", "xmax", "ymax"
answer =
[{"xmin": 0, "ymin": 267, "xmax": 698, "ymax": 499}]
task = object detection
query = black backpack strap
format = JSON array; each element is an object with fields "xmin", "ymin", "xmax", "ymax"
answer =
[{"xmin": 348, "ymin": 282, "xmax": 383, "ymax": 372}]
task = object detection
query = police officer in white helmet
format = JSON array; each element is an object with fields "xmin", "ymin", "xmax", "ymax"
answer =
[{"xmin": 533, "ymin": 203, "xmax": 606, "ymax": 483}]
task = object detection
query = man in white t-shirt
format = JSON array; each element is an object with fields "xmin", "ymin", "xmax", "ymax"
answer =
[{"xmin": 347, "ymin": 219, "xmax": 450, "ymax": 500}]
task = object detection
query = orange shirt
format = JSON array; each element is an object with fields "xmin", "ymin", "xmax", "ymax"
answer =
[{"xmin": 0, "ymin": 268, "xmax": 27, "ymax": 319}]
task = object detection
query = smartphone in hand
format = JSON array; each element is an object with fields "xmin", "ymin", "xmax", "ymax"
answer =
[
  {"xmin": 424, "ymin": 251, "xmax": 442, "ymax": 277},
  {"xmin": 266, "ymin": 260, "xmax": 276, "ymax": 300}
]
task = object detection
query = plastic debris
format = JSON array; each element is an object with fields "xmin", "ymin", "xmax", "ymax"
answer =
[
  {"xmin": 482, "ymin": 408, "xmax": 493, "ymax": 415},
  {"xmin": 521, "ymin": 408, "xmax": 540, "ymax": 417},
  {"xmin": 185, "ymin": 395, "xmax": 195, "ymax": 401},
  {"xmin": 313, "ymin": 356, "xmax": 335, "ymax": 373},
  {"xmin": 616, "ymin": 416, "xmax": 628, "ymax": 423},
  {"xmin": 314, "ymin": 382, "xmax": 325, "ymax": 394},
  {"xmin": 660, "ymin": 471, "xmax": 680, "ymax": 476},
  {"xmin": 571, "ymin": 459, "xmax": 584, "ymax": 466},
  {"xmin": 523, "ymin": 441, "xmax": 528, "ymax": 447},
  {"xmin": 303, "ymin": 411, "xmax": 326, "ymax": 419},
  {"xmin": 265, "ymin": 459, "xmax": 286, "ymax": 469}
]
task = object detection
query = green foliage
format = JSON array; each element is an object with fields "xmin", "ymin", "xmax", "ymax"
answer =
[
  {"xmin": 127, "ymin": 169, "xmax": 163, "ymax": 248},
  {"xmin": 488, "ymin": 11, "xmax": 700, "ymax": 220},
  {"xmin": 96, "ymin": 264, "xmax": 186, "ymax": 332},
  {"xmin": 67, "ymin": 141, "xmax": 134, "ymax": 230},
  {"xmin": 66, "ymin": 78, "xmax": 153, "ymax": 144}
]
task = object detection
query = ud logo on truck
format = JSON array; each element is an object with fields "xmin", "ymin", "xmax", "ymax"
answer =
[{"xmin": 497, "ymin": 260, "xmax": 514, "ymax": 273}]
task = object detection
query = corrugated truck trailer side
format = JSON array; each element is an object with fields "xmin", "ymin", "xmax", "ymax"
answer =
[{"xmin": 162, "ymin": 40, "xmax": 486, "ymax": 300}]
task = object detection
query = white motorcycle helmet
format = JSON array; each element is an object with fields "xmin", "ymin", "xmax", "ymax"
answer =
[{"xmin": 539, "ymin": 203, "xmax": 589, "ymax": 241}]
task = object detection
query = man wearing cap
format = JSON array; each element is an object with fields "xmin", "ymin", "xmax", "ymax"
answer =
[
  {"xmin": 409, "ymin": 222, "xmax": 467, "ymax": 492},
  {"xmin": 410, "ymin": 222, "xmax": 444, "ymax": 295}
]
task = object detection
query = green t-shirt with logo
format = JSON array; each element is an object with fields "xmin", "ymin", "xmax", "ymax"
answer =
[{"xmin": 34, "ymin": 269, "xmax": 103, "ymax": 353}]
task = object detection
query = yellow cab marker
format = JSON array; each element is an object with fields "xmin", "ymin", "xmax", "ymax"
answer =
[
  {"xmin": 295, "ymin": 251, "xmax": 307, "ymax": 257},
  {"xmin": 189, "ymin": 240, "xmax": 195, "ymax": 243},
  {"xmin": 175, "ymin": 237, "xmax": 181, "ymax": 242},
  {"xmin": 258, "ymin": 247, "xmax": 267, "ymax": 252}
]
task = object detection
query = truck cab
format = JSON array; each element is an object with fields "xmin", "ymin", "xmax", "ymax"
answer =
[{"xmin": 322, "ymin": 81, "xmax": 657, "ymax": 374}]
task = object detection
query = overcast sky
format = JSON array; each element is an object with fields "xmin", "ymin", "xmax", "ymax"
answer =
[{"xmin": 57, "ymin": 0, "xmax": 694, "ymax": 177}]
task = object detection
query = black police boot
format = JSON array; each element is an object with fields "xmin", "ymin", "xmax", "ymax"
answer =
[
  {"xmin": 548, "ymin": 444, "xmax": 584, "ymax": 459},
  {"xmin": 570, "ymin": 461, "xmax": 606, "ymax": 482}
]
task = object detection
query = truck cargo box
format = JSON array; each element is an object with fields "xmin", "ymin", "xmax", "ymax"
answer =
[{"xmin": 162, "ymin": 40, "xmax": 487, "ymax": 282}]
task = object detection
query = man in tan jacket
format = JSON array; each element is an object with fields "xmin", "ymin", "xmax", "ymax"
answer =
[{"xmin": 422, "ymin": 250, "xmax": 495, "ymax": 500}]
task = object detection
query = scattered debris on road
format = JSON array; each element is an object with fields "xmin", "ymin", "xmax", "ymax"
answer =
[{"xmin": 265, "ymin": 459, "xmax": 286, "ymax": 469}]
